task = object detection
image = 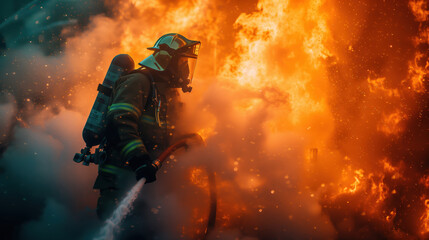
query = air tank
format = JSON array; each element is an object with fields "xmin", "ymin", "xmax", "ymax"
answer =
[{"xmin": 82, "ymin": 54, "xmax": 135, "ymax": 147}]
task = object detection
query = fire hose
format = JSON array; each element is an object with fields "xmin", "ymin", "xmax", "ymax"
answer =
[{"xmin": 152, "ymin": 133, "xmax": 217, "ymax": 238}]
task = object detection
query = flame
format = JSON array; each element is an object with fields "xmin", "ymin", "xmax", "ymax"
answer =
[
  {"xmin": 189, "ymin": 167, "xmax": 209, "ymax": 189},
  {"xmin": 45, "ymin": 0, "xmax": 427, "ymax": 237},
  {"xmin": 219, "ymin": 0, "xmax": 330, "ymax": 128},
  {"xmin": 421, "ymin": 199, "xmax": 429, "ymax": 236},
  {"xmin": 370, "ymin": 174, "xmax": 389, "ymax": 204},
  {"xmin": 407, "ymin": 0, "xmax": 428, "ymax": 94},
  {"xmin": 385, "ymin": 209, "xmax": 396, "ymax": 223},
  {"xmin": 328, "ymin": 158, "xmax": 402, "ymax": 216},
  {"xmin": 367, "ymin": 77, "xmax": 400, "ymax": 97},
  {"xmin": 407, "ymin": 51, "xmax": 427, "ymax": 93},
  {"xmin": 409, "ymin": 0, "xmax": 429, "ymax": 22},
  {"xmin": 421, "ymin": 175, "xmax": 429, "ymax": 188},
  {"xmin": 377, "ymin": 110, "xmax": 407, "ymax": 136},
  {"xmin": 339, "ymin": 168, "xmax": 365, "ymax": 194},
  {"xmin": 421, "ymin": 175, "xmax": 429, "ymax": 237},
  {"xmin": 196, "ymin": 127, "xmax": 216, "ymax": 142}
]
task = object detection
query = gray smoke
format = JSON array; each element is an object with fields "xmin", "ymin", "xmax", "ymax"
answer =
[
  {"xmin": 0, "ymin": 0, "xmax": 107, "ymax": 239},
  {"xmin": 0, "ymin": 106, "xmax": 101, "ymax": 240}
]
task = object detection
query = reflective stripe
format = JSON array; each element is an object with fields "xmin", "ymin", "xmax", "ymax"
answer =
[
  {"xmin": 121, "ymin": 139, "xmax": 144, "ymax": 158},
  {"xmin": 141, "ymin": 114, "xmax": 157, "ymax": 125},
  {"xmin": 141, "ymin": 114, "xmax": 166, "ymax": 127},
  {"xmin": 108, "ymin": 103, "xmax": 141, "ymax": 118},
  {"xmin": 99, "ymin": 164, "xmax": 122, "ymax": 174}
]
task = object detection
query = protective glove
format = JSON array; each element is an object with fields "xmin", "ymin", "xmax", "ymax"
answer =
[
  {"xmin": 135, "ymin": 162, "xmax": 157, "ymax": 183},
  {"xmin": 128, "ymin": 154, "xmax": 157, "ymax": 183}
]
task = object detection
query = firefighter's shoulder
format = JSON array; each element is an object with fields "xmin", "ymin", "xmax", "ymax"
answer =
[{"xmin": 114, "ymin": 72, "xmax": 151, "ymax": 93}]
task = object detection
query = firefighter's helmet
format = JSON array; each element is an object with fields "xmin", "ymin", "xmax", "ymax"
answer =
[{"xmin": 139, "ymin": 33, "xmax": 200, "ymax": 92}]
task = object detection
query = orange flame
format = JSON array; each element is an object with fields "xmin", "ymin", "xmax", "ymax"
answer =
[
  {"xmin": 59, "ymin": 0, "xmax": 429, "ymax": 237},
  {"xmin": 377, "ymin": 110, "xmax": 407, "ymax": 136},
  {"xmin": 421, "ymin": 199, "xmax": 429, "ymax": 236}
]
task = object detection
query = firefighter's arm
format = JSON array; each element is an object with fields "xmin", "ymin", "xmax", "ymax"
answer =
[{"xmin": 106, "ymin": 73, "xmax": 153, "ymax": 173}]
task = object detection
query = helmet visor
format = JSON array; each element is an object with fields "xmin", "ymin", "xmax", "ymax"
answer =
[{"xmin": 177, "ymin": 56, "xmax": 198, "ymax": 83}]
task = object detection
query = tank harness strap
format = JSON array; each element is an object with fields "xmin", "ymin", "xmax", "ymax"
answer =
[
  {"xmin": 97, "ymin": 84, "xmax": 113, "ymax": 96},
  {"xmin": 145, "ymin": 71, "xmax": 163, "ymax": 128},
  {"xmin": 129, "ymin": 68, "xmax": 164, "ymax": 128}
]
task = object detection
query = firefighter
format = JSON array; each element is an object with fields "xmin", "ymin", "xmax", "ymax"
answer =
[{"xmin": 93, "ymin": 33, "xmax": 201, "ymax": 220}]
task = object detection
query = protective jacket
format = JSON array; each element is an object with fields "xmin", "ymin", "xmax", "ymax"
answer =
[{"xmin": 93, "ymin": 70, "xmax": 181, "ymax": 190}]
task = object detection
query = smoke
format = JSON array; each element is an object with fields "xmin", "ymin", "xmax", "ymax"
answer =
[
  {"xmin": 19, "ymin": 198, "xmax": 98, "ymax": 240},
  {"xmin": 0, "ymin": 0, "xmax": 106, "ymax": 53},
  {"xmin": 0, "ymin": 107, "xmax": 100, "ymax": 240},
  {"xmin": 95, "ymin": 179, "xmax": 146, "ymax": 240},
  {"xmin": 0, "ymin": 0, "xmax": 427, "ymax": 239},
  {"xmin": 0, "ymin": 0, "xmax": 110, "ymax": 239}
]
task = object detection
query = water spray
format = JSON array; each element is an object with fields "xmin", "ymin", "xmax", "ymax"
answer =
[{"xmin": 94, "ymin": 178, "xmax": 146, "ymax": 240}]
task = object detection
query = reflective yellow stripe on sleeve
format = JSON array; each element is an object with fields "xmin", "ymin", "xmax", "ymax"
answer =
[
  {"xmin": 121, "ymin": 139, "xmax": 144, "ymax": 158},
  {"xmin": 108, "ymin": 103, "xmax": 141, "ymax": 118}
]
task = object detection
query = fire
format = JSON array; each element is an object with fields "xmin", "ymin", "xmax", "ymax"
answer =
[
  {"xmin": 421, "ymin": 175, "xmax": 429, "ymax": 188},
  {"xmin": 189, "ymin": 167, "xmax": 209, "ymax": 189},
  {"xmin": 112, "ymin": 0, "xmax": 221, "ymax": 63},
  {"xmin": 0, "ymin": 0, "xmax": 427, "ymax": 237},
  {"xmin": 421, "ymin": 175, "xmax": 429, "ymax": 237},
  {"xmin": 338, "ymin": 168, "xmax": 365, "ymax": 194},
  {"xmin": 370, "ymin": 175, "xmax": 389, "ymax": 204},
  {"xmin": 50, "ymin": 0, "xmax": 429, "ymax": 238},
  {"xmin": 196, "ymin": 127, "xmax": 216, "ymax": 142},
  {"xmin": 367, "ymin": 77, "xmax": 400, "ymax": 97},
  {"xmin": 409, "ymin": 0, "xmax": 429, "ymax": 22},
  {"xmin": 385, "ymin": 209, "xmax": 396, "ymax": 223},
  {"xmin": 220, "ymin": 0, "xmax": 330, "ymax": 128},
  {"xmin": 421, "ymin": 199, "xmax": 429, "ymax": 236},
  {"xmin": 407, "ymin": 52, "xmax": 427, "ymax": 93},
  {"xmin": 303, "ymin": 0, "xmax": 331, "ymax": 65},
  {"xmin": 407, "ymin": 0, "xmax": 428, "ymax": 94},
  {"xmin": 377, "ymin": 110, "xmax": 407, "ymax": 136}
]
